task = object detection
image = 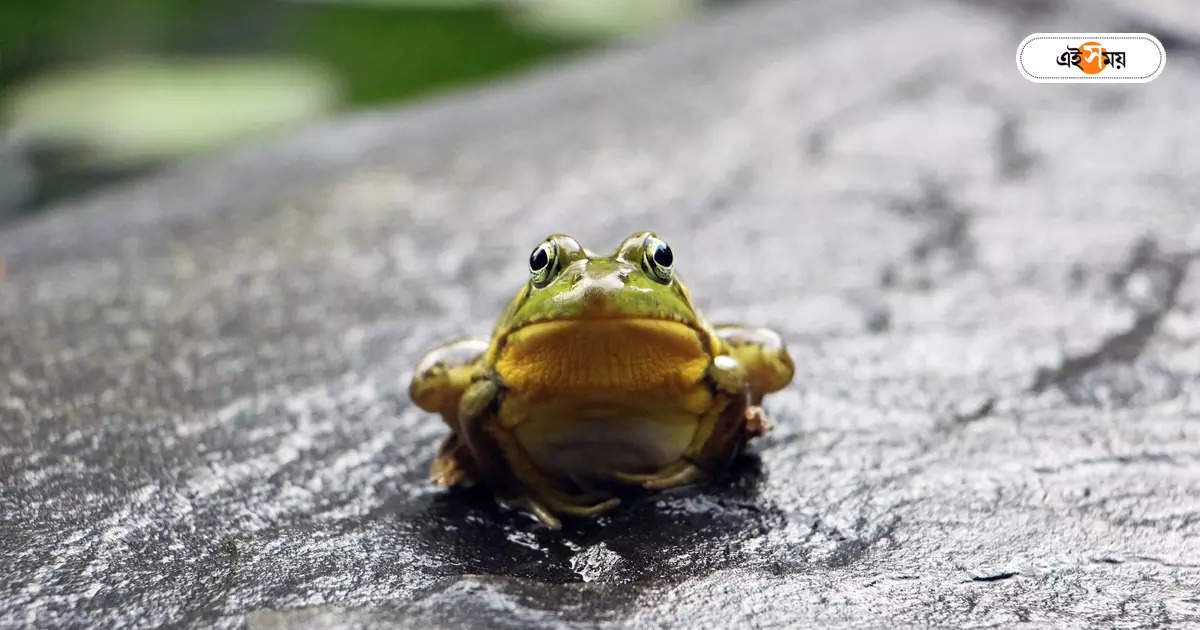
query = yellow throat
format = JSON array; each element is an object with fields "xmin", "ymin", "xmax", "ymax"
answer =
[{"xmin": 494, "ymin": 318, "xmax": 710, "ymax": 396}]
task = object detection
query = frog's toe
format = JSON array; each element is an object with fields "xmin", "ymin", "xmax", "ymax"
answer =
[
  {"xmin": 606, "ymin": 461, "xmax": 706, "ymax": 490},
  {"xmin": 603, "ymin": 470, "xmax": 654, "ymax": 485},
  {"xmin": 558, "ymin": 489, "xmax": 613, "ymax": 505},
  {"xmin": 541, "ymin": 494, "xmax": 621, "ymax": 517},
  {"xmin": 430, "ymin": 456, "xmax": 475, "ymax": 487},
  {"xmin": 606, "ymin": 466, "xmax": 678, "ymax": 485},
  {"xmin": 744, "ymin": 405, "xmax": 772, "ymax": 437},
  {"xmin": 640, "ymin": 463, "xmax": 705, "ymax": 490},
  {"xmin": 429, "ymin": 434, "xmax": 478, "ymax": 488},
  {"xmin": 499, "ymin": 495, "xmax": 563, "ymax": 530},
  {"xmin": 429, "ymin": 460, "xmax": 458, "ymax": 487},
  {"xmin": 530, "ymin": 482, "xmax": 621, "ymax": 516}
]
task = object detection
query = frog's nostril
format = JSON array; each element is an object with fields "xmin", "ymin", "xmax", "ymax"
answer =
[{"xmin": 571, "ymin": 272, "xmax": 584, "ymax": 286}]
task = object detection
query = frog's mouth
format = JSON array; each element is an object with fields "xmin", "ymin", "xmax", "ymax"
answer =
[{"xmin": 493, "ymin": 317, "xmax": 711, "ymax": 394}]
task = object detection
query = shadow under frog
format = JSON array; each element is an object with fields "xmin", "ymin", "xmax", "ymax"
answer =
[{"xmin": 368, "ymin": 453, "xmax": 782, "ymax": 601}]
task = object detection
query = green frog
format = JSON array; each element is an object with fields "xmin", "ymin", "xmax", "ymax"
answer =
[{"xmin": 410, "ymin": 232, "xmax": 793, "ymax": 529}]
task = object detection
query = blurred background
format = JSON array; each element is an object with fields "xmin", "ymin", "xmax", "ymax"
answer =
[{"xmin": 0, "ymin": 0, "xmax": 740, "ymax": 221}]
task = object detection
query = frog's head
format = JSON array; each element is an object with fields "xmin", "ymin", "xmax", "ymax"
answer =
[
  {"xmin": 486, "ymin": 232, "xmax": 717, "ymax": 391},
  {"xmin": 497, "ymin": 232, "xmax": 702, "ymax": 331}
]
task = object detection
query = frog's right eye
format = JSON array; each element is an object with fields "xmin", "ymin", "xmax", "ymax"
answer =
[{"xmin": 528, "ymin": 241, "xmax": 557, "ymax": 287}]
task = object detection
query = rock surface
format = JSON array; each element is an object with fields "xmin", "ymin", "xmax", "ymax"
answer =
[{"xmin": 3, "ymin": 1, "xmax": 1200, "ymax": 628}]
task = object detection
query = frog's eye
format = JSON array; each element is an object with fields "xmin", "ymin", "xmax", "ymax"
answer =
[
  {"xmin": 642, "ymin": 236, "xmax": 673, "ymax": 284},
  {"xmin": 528, "ymin": 241, "xmax": 558, "ymax": 287}
]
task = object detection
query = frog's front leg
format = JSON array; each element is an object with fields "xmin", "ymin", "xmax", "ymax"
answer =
[
  {"xmin": 692, "ymin": 354, "xmax": 764, "ymax": 474},
  {"xmin": 410, "ymin": 338, "xmax": 489, "ymax": 487},
  {"xmin": 410, "ymin": 338, "xmax": 490, "ymax": 424},
  {"xmin": 714, "ymin": 324, "xmax": 794, "ymax": 404},
  {"xmin": 458, "ymin": 379, "xmax": 619, "ymax": 529}
]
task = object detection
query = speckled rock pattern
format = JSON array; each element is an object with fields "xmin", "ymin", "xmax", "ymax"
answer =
[{"xmin": 2, "ymin": 1, "xmax": 1199, "ymax": 628}]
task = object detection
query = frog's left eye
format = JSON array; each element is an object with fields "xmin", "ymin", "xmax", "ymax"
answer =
[
  {"xmin": 528, "ymin": 241, "xmax": 558, "ymax": 287},
  {"xmin": 642, "ymin": 236, "xmax": 673, "ymax": 284}
]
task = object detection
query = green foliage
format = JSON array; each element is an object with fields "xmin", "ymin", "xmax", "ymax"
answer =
[
  {"xmin": 283, "ymin": 5, "xmax": 583, "ymax": 105},
  {"xmin": 0, "ymin": 0, "xmax": 698, "ymax": 213},
  {"xmin": 1, "ymin": 1, "xmax": 584, "ymax": 111},
  {"xmin": 0, "ymin": 0, "xmax": 257, "ymax": 85}
]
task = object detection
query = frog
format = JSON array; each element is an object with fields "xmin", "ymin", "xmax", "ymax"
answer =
[{"xmin": 409, "ymin": 232, "xmax": 794, "ymax": 529}]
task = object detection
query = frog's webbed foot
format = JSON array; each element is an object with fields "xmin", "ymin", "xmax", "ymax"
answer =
[
  {"xmin": 535, "ymin": 491, "xmax": 621, "ymax": 517},
  {"xmin": 605, "ymin": 461, "xmax": 706, "ymax": 490},
  {"xmin": 498, "ymin": 490, "xmax": 620, "ymax": 530},
  {"xmin": 510, "ymin": 468, "xmax": 622, "ymax": 517},
  {"xmin": 508, "ymin": 466, "xmax": 622, "ymax": 518}
]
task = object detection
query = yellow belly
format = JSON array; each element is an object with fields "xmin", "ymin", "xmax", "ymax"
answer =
[{"xmin": 506, "ymin": 390, "xmax": 711, "ymax": 479}]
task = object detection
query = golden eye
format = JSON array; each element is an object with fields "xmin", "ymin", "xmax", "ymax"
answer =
[
  {"xmin": 642, "ymin": 236, "xmax": 673, "ymax": 284},
  {"xmin": 528, "ymin": 240, "xmax": 557, "ymax": 287}
]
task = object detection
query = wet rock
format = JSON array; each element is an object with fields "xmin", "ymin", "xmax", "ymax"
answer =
[{"xmin": 3, "ymin": 0, "xmax": 1200, "ymax": 628}]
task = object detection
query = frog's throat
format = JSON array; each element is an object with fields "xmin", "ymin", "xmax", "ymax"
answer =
[{"xmin": 492, "ymin": 318, "xmax": 712, "ymax": 395}]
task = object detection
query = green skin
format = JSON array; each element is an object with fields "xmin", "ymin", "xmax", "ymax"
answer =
[{"xmin": 410, "ymin": 232, "xmax": 794, "ymax": 529}]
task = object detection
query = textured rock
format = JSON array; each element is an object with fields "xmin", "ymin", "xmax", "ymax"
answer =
[{"xmin": 3, "ymin": 1, "xmax": 1199, "ymax": 628}]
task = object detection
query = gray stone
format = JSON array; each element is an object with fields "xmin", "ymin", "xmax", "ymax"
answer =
[{"xmin": 2, "ymin": 1, "xmax": 1199, "ymax": 628}]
